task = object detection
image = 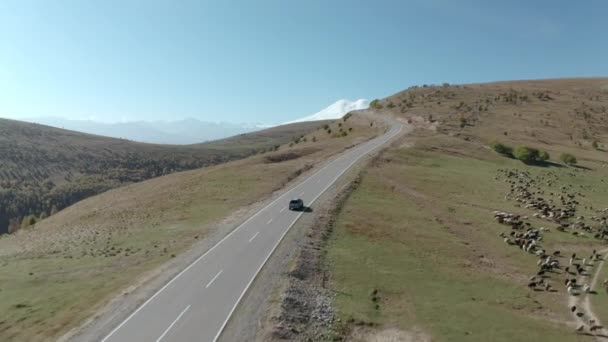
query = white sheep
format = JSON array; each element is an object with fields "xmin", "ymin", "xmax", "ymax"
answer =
[{"xmin": 583, "ymin": 284, "xmax": 591, "ymax": 293}]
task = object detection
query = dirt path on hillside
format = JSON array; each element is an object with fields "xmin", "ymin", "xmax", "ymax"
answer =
[{"xmin": 568, "ymin": 247, "xmax": 608, "ymax": 339}]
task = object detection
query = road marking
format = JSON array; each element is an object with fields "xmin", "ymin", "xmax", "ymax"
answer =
[
  {"xmin": 100, "ymin": 153, "xmax": 335, "ymax": 341},
  {"xmin": 266, "ymin": 218, "xmax": 273, "ymax": 224},
  {"xmin": 155, "ymin": 305, "xmax": 190, "ymax": 342},
  {"xmin": 213, "ymin": 121, "xmax": 403, "ymax": 342},
  {"xmin": 101, "ymin": 120, "xmax": 403, "ymax": 342},
  {"xmin": 249, "ymin": 231, "xmax": 260, "ymax": 243},
  {"xmin": 206, "ymin": 269, "xmax": 223, "ymax": 289},
  {"xmin": 280, "ymin": 207, "xmax": 286, "ymax": 213}
]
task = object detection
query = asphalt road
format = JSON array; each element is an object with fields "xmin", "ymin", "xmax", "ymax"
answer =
[{"xmin": 101, "ymin": 119, "xmax": 402, "ymax": 342}]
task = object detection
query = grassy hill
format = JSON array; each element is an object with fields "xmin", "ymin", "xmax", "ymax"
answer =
[
  {"xmin": 320, "ymin": 78, "xmax": 608, "ymax": 341},
  {"xmin": 0, "ymin": 114, "xmax": 382, "ymax": 341},
  {"xmin": 0, "ymin": 119, "xmax": 324, "ymax": 234}
]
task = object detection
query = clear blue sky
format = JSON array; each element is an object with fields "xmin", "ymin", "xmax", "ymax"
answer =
[{"xmin": 0, "ymin": 0, "xmax": 606, "ymax": 123}]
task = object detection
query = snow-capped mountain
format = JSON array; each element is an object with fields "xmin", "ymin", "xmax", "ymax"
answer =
[
  {"xmin": 22, "ymin": 99, "xmax": 368, "ymax": 144},
  {"xmin": 284, "ymin": 99, "xmax": 369, "ymax": 124}
]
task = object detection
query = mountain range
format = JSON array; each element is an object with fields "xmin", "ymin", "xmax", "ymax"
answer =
[{"xmin": 22, "ymin": 99, "xmax": 369, "ymax": 144}]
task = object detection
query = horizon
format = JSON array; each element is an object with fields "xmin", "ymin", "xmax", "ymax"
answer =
[{"xmin": 1, "ymin": 1, "xmax": 608, "ymax": 123}]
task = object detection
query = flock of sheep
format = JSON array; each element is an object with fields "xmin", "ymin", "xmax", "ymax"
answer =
[{"xmin": 494, "ymin": 168, "xmax": 608, "ymax": 334}]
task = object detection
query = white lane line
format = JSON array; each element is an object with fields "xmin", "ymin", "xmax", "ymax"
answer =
[
  {"xmin": 155, "ymin": 305, "xmax": 190, "ymax": 342},
  {"xmin": 102, "ymin": 120, "xmax": 403, "ymax": 342},
  {"xmin": 266, "ymin": 218, "xmax": 273, "ymax": 224},
  {"xmin": 205, "ymin": 269, "xmax": 223, "ymax": 289},
  {"xmin": 100, "ymin": 149, "xmax": 337, "ymax": 342},
  {"xmin": 249, "ymin": 231, "xmax": 260, "ymax": 243},
  {"xmin": 213, "ymin": 121, "xmax": 403, "ymax": 342},
  {"xmin": 280, "ymin": 207, "xmax": 287, "ymax": 213}
]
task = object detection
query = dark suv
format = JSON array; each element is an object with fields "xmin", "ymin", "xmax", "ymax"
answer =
[{"xmin": 289, "ymin": 198, "xmax": 304, "ymax": 211}]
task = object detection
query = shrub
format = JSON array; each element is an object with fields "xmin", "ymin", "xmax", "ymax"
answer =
[
  {"xmin": 538, "ymin": 150, "xmax": 550, "ymax": 161},
  {"xmin": 459, "ymin": 117, "xmax": 467, "ymax": 128},
  {"xmin": 513, "ymin": 146, "xmax": 540, "ymax": 164},
  {"xmin": 560, "ymin": 153, "xmax": 577, "ymax": 165},
  {"xmin": 490, "ymin": 142, "xmax": 513, "ymax": 156},
  {"xmin": 370, "ymin": 99, "xmax": 383, "ymax": 109},
  {"xmin": 592, "ymin": 140, "xmax": 599, "ymax": 149}
]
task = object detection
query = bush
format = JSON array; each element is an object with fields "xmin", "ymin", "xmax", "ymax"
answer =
[
  {"xmin": 459, "ymin": 117, "xmax": 467, "ymax": 128},
  {"xmin": 538, "ymin": 150, "xmax": 550, "ymax": 161},
  {"xmin": 513, "ymin": 146, "xmax": 540, "ymax": 164},
  {"xmin": 592, "ymin": 140, "xmax": 599, "ymax": 149},
  {"xmin": 370, "ymin": 99, "xmax": 383, "ymax": 109},
  {"xmin": 490, "ymin": 142, "xmax": 513, "ymax": 156},
  {"xmin": 560, "ymin": 153, "xmax": 577, "ymax": 165}
]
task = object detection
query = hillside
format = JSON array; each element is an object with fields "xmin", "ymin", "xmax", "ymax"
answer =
[
  {"xmin": 376, "ymin": 78, "xmax": 608, "ymax": 153},
  {"xmin": 0, "ymin": 114, "xmax": 383, "ymax": 341},
  {"xmin": 293, "ymin": 78, "xmax": 608, "ymax": 341},
  {"xmin": 0, "ymin": 119, "xmax": 325, "ymax": 234}
]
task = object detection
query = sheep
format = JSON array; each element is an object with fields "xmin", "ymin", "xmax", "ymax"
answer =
[
  {"xmin": 575, "ymin": 324, "xmax": 585, "ymax": 333},
  {"xmin": 567, "ymin": 285, "xmax": 576, "ymax": 295},
  {"xmin": 583, "ymin": 284, "xmax": 591, "ymax": 293}
]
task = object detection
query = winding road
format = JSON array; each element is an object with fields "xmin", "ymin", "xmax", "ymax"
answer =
[{"xmin": 100, "ymin": 118, "xmax": 403, "ymax": 342}]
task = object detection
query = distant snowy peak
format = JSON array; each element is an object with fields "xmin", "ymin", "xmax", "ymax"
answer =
[{"xmin": 285, "ymin": 99, "xmax": 369, "ymax": 124}]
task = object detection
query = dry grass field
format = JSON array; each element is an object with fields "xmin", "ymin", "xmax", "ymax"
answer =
[
  {"xmin": 0, "ymin": 114, "xmax": 383, "ymax": 341},
  {"xmin": 325, "ymin": 78, "xmax": 608, "ymax": 341},
  {"xmin": 0, "ymin": 119, "xmax": 325, "ymax": 234}
]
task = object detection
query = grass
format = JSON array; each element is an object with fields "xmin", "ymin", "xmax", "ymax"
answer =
[
  {"xmin": 0, "ymin": 118, "xmax": 326, "ymax": 234},
  {"xmin": 325, "ymin": 131, "xmax": 608, "ymax": 341},
  {"xmin": 0, "ymin": 115, "xmax": 383, "ymax": 341}
]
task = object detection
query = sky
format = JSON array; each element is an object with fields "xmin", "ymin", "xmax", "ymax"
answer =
[{"xmin": 0, "ymin": 0, "xmax": 607, "ymax": 124}]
